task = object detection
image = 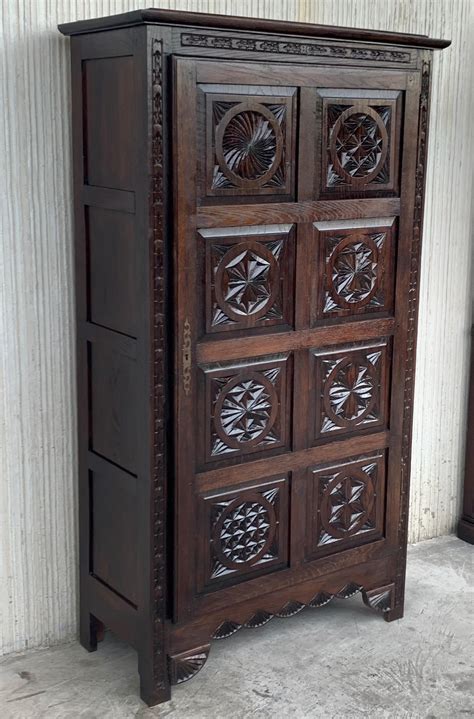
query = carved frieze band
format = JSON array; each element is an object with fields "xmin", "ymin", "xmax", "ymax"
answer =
[
  {"xmin": 151, "ymin": 37, "xmax": 167, "ymax": 693},
  {"xmin": 396, "ymin": 60, "xmax": 431, "ymax": 608},
  {"xmin": 181, "ymin": 33, "xmax": 411, "ymax": 63},
  {"xmin": 212, "ymin": 582, "xmax": 394, "ymax": 641},
  {"xmin": 168, "ymin": 582, "xmax": 394, "ymax": 685}
]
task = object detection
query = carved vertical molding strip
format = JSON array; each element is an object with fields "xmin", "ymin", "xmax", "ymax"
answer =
[
  {"xmin": 150, "ymin": 37, "xmax": 167, "ymax": 692},
  {"xmin": 396, "ymin": 59, "xmax": 431, "ymax": 607}
]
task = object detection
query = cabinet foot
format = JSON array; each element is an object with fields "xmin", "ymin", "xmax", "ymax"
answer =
[
  {"xmin": 362, "ymin": 583, "xmax": 395, "ymax": 618},
  {"xmin": 80, "ymin": 613, "xmax": 104, "ymax": 653},
  {"xmin": 139, "ymin": 656, "xmax": 171, "ymax": 707},
  {"xmin": 457, "ymin": 517, "xmax": 474, "ymax": 544}
]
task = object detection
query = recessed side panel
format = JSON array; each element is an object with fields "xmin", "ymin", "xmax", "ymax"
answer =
[
  {"xmin": 197, "ymin": 474, "xmax": 290, "ymax": 592},
  {"xmin": 88, "ymin": 340, "xmax": 138, "ymax": 474},
  {"xmin": 306, "ymin": 452, "xmax": 386, "ymax": 560},
  {"xmin": 83, "ymin": 56, "xmax": 137, "ymax": 190},
  {"xmin": 199, "ymin": 224, "xmax": 295, "ymax": 337},
  {"xmin": 86, "ymin": 207, "xmax": 138, "ymax": 337},
  {"xmin": 90, "ymin": 465, "xmax": 138, "ymax": 604}
]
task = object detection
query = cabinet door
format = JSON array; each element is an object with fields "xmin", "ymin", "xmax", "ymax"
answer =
[{"xmin": 173, "ymin": 58, "xmax": 419, "ymax": 620}]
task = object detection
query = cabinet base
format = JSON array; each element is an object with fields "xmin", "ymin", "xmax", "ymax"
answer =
[{"xmin": 166, "ymin": 581, "xmax": 397, "ymax": 692}]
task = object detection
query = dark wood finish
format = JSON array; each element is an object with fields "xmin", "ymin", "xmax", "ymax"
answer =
[
  {"xmin": 59, "ymin": 10, "xmax": 449, "ymax": 707},
  {"xmin": 58, "ymin": 8, "xmax": 450, "ymax": 49},
  {"xmin": 458, "ymin": 325, "xmax": 474, "ymax": 543}
]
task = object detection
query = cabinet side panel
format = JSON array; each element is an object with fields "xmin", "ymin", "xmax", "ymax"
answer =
[
  {"xmin": 83, "ymin": 56, "xmax": 137, "ymax": 190},
  {"xmin": 70, "ymin": 29, "xmax": 158, "ymax": 658}
]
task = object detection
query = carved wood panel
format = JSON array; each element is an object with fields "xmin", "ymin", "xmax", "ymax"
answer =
[
  {"xmin": 199, "ymin": 354, "xmax": 292, "ymax": 466},
  {"xmin": 199, "ymin": 224, "xmax": 295, "ymax": 336},
  {"xmin": 198, "ymin": 475, "xmax": 289, "ymax": 590},
  {"xmin": 311, "ymin": 339, "xmax": 390, "ymax": 443},
  {"xmin": 307, "ymin": 452, "xmax": 385, "ymax": 558},
  {"xmin": 173, "ymin": 57, "xmax": 416, "ymax": 632},
  {"xmin": 318, "ymin": 90, "xmax": 402, "ymax": 198},
  {"xmin": 200, "ymin": 87, "xmax": 297, "ymax": 202},
  {"xmin": 311, "ymin": 218, "xmax": 396, "ymax": 324}
]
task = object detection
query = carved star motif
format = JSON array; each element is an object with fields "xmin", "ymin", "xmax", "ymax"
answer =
[
  {"xmin": 220, "ymin": 379, "xmax": 272, "ymax": 443},
  {"xmin": 224, "ymin": 249, "xmax": 272, "ymax": 315},
  {"xmin": 336, "ymin": 113, "xmax": 383, "ymax": 177},
  {"xmin": 329, "ymin": 361, "xmax": 374, "ymax": 420},
  {"xmin": 328, "ymin": 476, "xmax": 367, "ymax": 532},
  {"xmin": 333, "ymin": 242, "xmax": 376, "ymax": 302}
]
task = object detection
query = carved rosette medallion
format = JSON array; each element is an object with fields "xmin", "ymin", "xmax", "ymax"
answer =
[
  {"xmin": 319, "ymin": 464, "xmax": 376, "ymax": 543},
  {"xmin": 207, "ymin": 95, "xmax": 293, "ymax": 197},
  {"xmin": 210, "ymin": 487, "xmax": 279, "ymax": 580},
  {"xmin": 313, "ymin": 342, "xmax": 388, "ymax": 439},
  {"xmin": 212, "ymin": 239, "xmax": 283, "ymax": 327},
  {"xmin": 323, "ymin": 352, "xmax": 380, "ymax": 431},
  {"xmin": 215, "ymin": 103, "xmax": 283, "ymax": 187},
  {"xmin": 211, "ymin": 367, "xmax": 281, "ymax": 456},
  {"xmin": 326, "ymin": 103, "xmax": 392, "ymax": 190},
  {"xmin": 325, "ymin": 232, "xmax": 385, "ymax": 312}
]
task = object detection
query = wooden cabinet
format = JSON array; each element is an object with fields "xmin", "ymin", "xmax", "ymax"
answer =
[
  {"xmin": 458, "ymin": 325, "xmax": 474, "ymax": 544},
  {"xmin": 58, "ymin": 9, "xmax": 450, "ymax": 706}
]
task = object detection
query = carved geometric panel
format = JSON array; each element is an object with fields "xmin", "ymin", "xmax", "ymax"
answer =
[
  {"xmin": 318, "ymin": 90, "xmax": 401, "ymax": 197},
  {"xmin": 312, "ymin": 219, "xmax": 396, "ymax": 323},
  {"xmin": 202, "ymin": 88, "xmax": 296, "ymax": 200},
  {"xmin": 200, "ymin": 354, "xmax": 292, "ymax": 466},
  {"xmin": 199, "ymin": 475, "xmax": 289, "ymax": 590},
  {"xmin": 200, "ymin": 224, "xmax": 295, "ymax": 336},
  {"xmin": 311, "ymin": 340, "xmax": 390, "ymax": 442},
  {"xmin": 307, "ymin": 453, "xmax": 386, "ymax": 558}
]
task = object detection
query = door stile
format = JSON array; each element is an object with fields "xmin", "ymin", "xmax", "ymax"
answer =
[
  {"xmin": 385, "ymin": 72, "xmax": 422, "ymax": 551},
  {"xmin": 172, "ymin": 58, "xmax": 198, "ymax": 621}
]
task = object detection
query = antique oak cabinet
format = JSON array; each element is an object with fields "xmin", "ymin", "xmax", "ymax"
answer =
[{"xmin": 59, "ymin": 9, "xmax": 449, "ymax": 706}]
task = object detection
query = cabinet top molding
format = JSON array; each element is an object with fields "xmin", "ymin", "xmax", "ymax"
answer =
[{"xmin": 58, "ymin": 7, "xmax": 450, "ymax": 49}]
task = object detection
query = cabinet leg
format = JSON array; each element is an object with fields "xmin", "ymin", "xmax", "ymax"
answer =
[
  {"xmin": 138, "ymin": 651, "xmax": 171, "ymax": 707},
  {"xmin": 80, "ymin": 613, "xmax": 103, "ymax": 653},
  {"xmin": 384, "ymin": 602, "xmax": 404, "ymax": 622}
]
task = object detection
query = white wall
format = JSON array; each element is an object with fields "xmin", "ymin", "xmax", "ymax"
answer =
[{"xmin": 1, "ymin": 0, "xmax": 472, "ymax": 655}]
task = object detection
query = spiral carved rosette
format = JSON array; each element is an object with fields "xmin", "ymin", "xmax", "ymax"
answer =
[{"xmin": 209, "ymin": 96, "xmax": 292, "ymax": 196}]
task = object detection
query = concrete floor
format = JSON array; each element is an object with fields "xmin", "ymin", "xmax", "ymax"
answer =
[{"xmin": 0, "ymin": 536, "xmax": 472, "ymax": 719}]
